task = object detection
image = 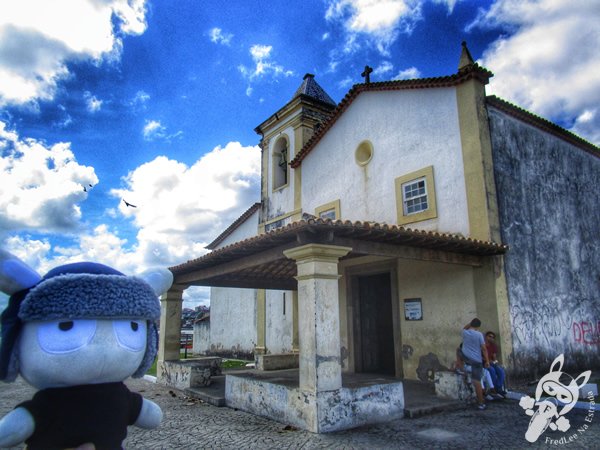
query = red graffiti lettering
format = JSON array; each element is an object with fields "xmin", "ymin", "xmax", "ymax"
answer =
[{"xmin": 572, "ymin": 320, "xmax": 600, "ymax": 345}]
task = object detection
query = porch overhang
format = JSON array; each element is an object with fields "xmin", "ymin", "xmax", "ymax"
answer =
[
  {"xmin": 169, "ymin": 218, "xmax": 508, "ymax": 289},
  {"xmin": 165, "ymin": 218, "xmax": 508, "ymax": 432}
]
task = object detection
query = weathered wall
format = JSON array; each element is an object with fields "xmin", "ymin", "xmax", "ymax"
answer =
[
  {"xmin": 207, "ymin": 207, "xmax": 260, "ymax": 359},
  {"xmin": 265, "ymin": 289, "xmax": 294, "ymax": 353},
  {"xmin": 192, "ymin": 320, "xmax": 210, "ymax": 355},
  {"xmin": 396, "ymin": 259, "xmax": 478, "ymax": 381},
  {"xmin": 488, "ymin": 107, "xmax": 600, "ymax": 378},
  {"xmin": 208, "ymin": 287, "xmax": 257, "ymax": 359},
  {"xmin": 226, "ymin": 374, "xmax": 404, "ymax": 433}
]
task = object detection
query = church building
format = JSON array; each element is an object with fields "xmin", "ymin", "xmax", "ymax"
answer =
[{"xmin": 160, "ymin": 43, "xmax": 600, "ymax": 432}]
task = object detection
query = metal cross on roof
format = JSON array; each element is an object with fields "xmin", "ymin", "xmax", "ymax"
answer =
[{"xmin": 361, "ymin": 65, "xmax": 373, "ymax": 83}]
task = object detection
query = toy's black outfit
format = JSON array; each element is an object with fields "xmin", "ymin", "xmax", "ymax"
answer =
[{"xmin": 18, "ymin": 382, "xmax": 142, "ymax": 450}]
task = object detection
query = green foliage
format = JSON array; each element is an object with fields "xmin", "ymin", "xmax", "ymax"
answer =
[{"xmin": 221, "ymin": 359, "xmax": 251, "ymax": 369}]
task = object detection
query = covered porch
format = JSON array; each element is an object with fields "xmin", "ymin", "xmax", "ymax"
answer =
[{"xmin": 161, "ymin": 218, "xmax": 507, "ymax": 432}]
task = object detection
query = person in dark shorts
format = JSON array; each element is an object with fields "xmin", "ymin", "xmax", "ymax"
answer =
[{"xmin": 461, "ymin": 318, "xmax": 490, "ymax": 410}]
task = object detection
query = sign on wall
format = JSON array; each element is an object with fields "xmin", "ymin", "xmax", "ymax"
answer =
[{"xmin": 404, "ymin": 298, "xmax": 423, "ymax": 320}]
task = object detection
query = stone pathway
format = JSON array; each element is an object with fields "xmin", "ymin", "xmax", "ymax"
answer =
[{"xmin": 1, "ymin": 376, "xmax": 598, "ymax": 449}]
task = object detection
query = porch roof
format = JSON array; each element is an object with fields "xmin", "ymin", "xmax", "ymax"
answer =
[{"xmin": 169, "ymin": 218, "xmax": 508, "ymax": 290}]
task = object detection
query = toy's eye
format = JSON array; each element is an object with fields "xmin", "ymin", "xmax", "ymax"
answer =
[
  {"xmin": 59, "ymin": 321, "xmax": 74, "ymax": 331},
  {"xmin": 37, "ymin": 320, "xmax": 97, "ymax": 354},
  {"xmin": 113, "ymin": 320, "xmax": 147, "ymax": 352}
]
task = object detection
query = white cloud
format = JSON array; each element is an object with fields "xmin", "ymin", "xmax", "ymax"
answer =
[
  {"xmin": 1, "ymin": 124, "xmax": 259, "ymax": 308},
  {"xmin": 142, "ymin": 119, "xmax": 182, "ymax": 142},
  {"xmin": 84, "ymin": 91, "xmax": 102, "ymax": 112},
  {"xmin": 2, "ymin": 229, "xmax": 214, "ymax": 306},
  {"xmin": 143, "ymin": 120, "xmax": 165, "ymax": 140},
  {"xmin": 2, "ymin": 234, "xmax": 51, "ymax": 273},
  {"xmin": 209, "ymin": 27, "xmax": 233, "ymax": 45},
  {"xmin": 325, "ymin": 0, "xmax": 423, "ymax": 56},
  {"xmin": 373, "ymin": 61, "xmax": 394, "ymax": 77},
  {"xmin": 239, "ymin": 44, "xmax": 294, "ymax": 81},
  {"xmin": 338, "ymin": 76, "xmax": 354, "ymax": 89},
  {"xmin": 109, "ymin": 141, "xmax": 261, "ymax": 269},
  {"xmin": 0, "ymin": 0, "xmax": 148, "ymax": 106},
  {"xmin": 325, "ymin": 0, "xmax": 463, "ymax": 66},
  {"xmin": 393, "ymin": 66, "xmax": 421, "ymax": 80},
  {"xmin": 0, "ymin": 121, "xmax": 98, "ymax": 234},
  {"xmin": 474, "ymin": 0, "xmax": 600, "ymax": 145},
  {"xmin": 130, "ymin": 90, "xmax": 150, "ymax": 109},
  {"xmin": 4, "ymin": 226, "xmax": 142, "ymax": 280}
]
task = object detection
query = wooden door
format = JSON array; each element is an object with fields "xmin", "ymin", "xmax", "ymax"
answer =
[{"xmin": 357, "ymin": 273, "xmax": 395, "ymax": 375}]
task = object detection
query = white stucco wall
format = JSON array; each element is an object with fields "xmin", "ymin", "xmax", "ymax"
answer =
[
  {"xmin": 265, "ymin": 289, "xmax": 294, "ymax": 353},
  {"xmin": 217, "ymin": 209, "xmax": 259, "ymax": 248},
  {"xmin": 208, "ymin": 208, "xmax": 260, "ymax": 357},
  {"xmin": 209, "ymin": 287, "xmax": 257, "ymax": 357},
  {"xmin": 192, "ymin": 320, "xmax": 210, "ymax": 355},
  {"xmin": 301, "ymin": 88, "xmax": 470, "ymax": 236},
  {"xmin": 265, "ymin": 125, "xmax": 296, "ymax": 221}
]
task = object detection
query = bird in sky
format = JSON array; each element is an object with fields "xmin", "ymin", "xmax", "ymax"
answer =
[{"xmin": 123, "ymin": 199, "xmax": 137, "ymax": 208}]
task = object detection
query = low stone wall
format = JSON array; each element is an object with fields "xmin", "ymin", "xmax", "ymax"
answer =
[
  {"xmin": 158, "ymin": 358, "xmax": 222, "ymax": 390},
  {"xmin": 256, "ymin": 353, "xmax": 299, "ymax": 371},
  {"xmin": 434, "ymin": 370, "xmax": 474, "ymax": 402},
  {"xmin": 225, "ymin": 374, "xmax": 404, "ymax": 433}
]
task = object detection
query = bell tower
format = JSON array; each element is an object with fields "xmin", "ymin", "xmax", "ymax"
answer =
[{"xmin": 254, "ymin": 74, "xmax": 336, "ymax": 232}]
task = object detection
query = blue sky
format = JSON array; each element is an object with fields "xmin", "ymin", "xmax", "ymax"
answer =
[{"xmin": 1, "ymin": 0, "xmax": 599, "ymax": 307}]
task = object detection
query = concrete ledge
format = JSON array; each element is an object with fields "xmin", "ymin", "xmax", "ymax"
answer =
[
  {"xmin": 434, "ymin": 371, "xmax": 474, "ymax": 402},
  {"xmin": 185, "ymin": 375, "xmax": 226, "ymax": 407},
  {"xmin": 158, "ymin": 357, "xmax": 222, "ymax": 390},
  {"xmin": 225, "ymin": 373, "xmax": 404, "ymax": 433},
  {"xmin": 256, "ymin": 353, "xmax": 299, "ymax": 371}
]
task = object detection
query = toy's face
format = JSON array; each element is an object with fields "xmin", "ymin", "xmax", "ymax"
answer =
[{"xmin": 18, "ymin": 318, "xmax": 147, "ymax": 389}]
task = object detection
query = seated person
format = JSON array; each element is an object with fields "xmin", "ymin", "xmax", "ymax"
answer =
[
  {"xmin": 485, "ymin": 331, "xmax": 507, "ymax": 395},
  {"xmin": 482, "ymin": 367, "xmax": 504, "ymax": 399}
]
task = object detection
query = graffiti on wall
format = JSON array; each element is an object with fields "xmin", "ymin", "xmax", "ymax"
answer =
[
  {"xmin": 572, "ymin": 319, "xmax": 600, "ymax": 345},
  {"xmin": 511, "ymin": 297, "xmax": 600, "ymax": 352},
  {"xmin": 511, "ymin": 302, "xmax": 570, "ymax": 349}
]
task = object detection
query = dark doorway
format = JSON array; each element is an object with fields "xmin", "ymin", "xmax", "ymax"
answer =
[{"xmin": 356, "ymin": 272, "xmax": 395, "ymax": 375}]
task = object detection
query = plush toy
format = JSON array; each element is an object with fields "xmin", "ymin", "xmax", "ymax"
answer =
[{"xmin": 0, "ymin": 249, "xmax": 173, "ymax": 449}]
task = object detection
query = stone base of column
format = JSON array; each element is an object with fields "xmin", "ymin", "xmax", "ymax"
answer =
[{"xmin": 225, "ymin": 374, "xmax": 404, "ymax": 433}]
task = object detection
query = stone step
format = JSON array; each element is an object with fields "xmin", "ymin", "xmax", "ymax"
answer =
[{"xmin": 185, "ymin": 375, "xmax": 226, "ymax": 407}]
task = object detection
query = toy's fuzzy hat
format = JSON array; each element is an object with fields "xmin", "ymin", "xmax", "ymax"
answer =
[{"xmin": 0, "ymin": 251, "xmax": 173, "ymax": 381}]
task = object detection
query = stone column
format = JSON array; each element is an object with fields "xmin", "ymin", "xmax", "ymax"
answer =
[
  {"xmin": 292, "ymin": 290, "xmax": 299, "ymax": 353},
  {"xmin": 158, "ymin": 286, "xmax": 185, "ymax": 364},
  {"xmin": 284, "ymin": 243, "xmax": 351, "ymax": 393},
  {"xmin": 255, "ymin": 289, "xmax": 267, "ymax": 356}
]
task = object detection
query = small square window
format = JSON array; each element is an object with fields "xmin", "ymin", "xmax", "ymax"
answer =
[
  {"xmin": 319, "ymin": 209, "xmax": 336, "ymax": 220},
  {"xmin": 402, "ymin": 177, "xmax": 428, "ymax": 215},
  {"xmin": 315, "ymin": 200, "xmax": 341, "ymax": 221},
  {"xmin": 395, "ymin": 166, "xmax": 437, "ymax": 225}
]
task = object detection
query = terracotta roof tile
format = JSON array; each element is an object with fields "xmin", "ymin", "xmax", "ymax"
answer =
[{"xmin": 171, "ymin": 217, "xmax": 507, "ymax": 274}]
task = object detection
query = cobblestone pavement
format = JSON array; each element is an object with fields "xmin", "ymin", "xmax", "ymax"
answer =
[{"xmin": 1, "ymin": 376, "xmax": 597, "ymax": 449}]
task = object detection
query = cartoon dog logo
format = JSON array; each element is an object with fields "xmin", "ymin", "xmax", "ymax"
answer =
[{"xmin": 519, "ymin": 354, "xmax": 591, "ymax": 443}]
